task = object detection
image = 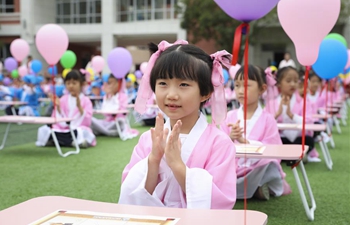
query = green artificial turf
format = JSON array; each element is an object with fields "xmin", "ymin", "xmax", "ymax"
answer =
[{"xmin": 0, "ymin": 111, "xmax": 349, "ymax": 225}]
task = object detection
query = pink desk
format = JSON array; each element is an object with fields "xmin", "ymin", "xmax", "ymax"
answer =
[
  {"xmin": 38, "ymin": 98, "xmax": 51, "ymax": 103},
  {"xmin": 277, "ymin": 123, "xmax": 333, "ymax": 170},
  {"xmin": 0, "ymin": 116, "xmax": 80, "ymax": 157},
  {"xmin": 0, "ymin": 196, "xmax": 268, "ymax": 225},
  {"xmin": 236, "ymin": 144, "xmax": 315, "ymax": 221},
  {"xmin": 312, "ymin": 114, "xmax": 331, "ymax": 119},
  {"xmin": 93, "ymin": 109, "xmax": 129, "ymax": 115},
  {"xmin": 127, "ymin": 104, "xmax": 159, "ymax": 109},
  {"xmin": 0, "ymin": 101, "xmax": 27, "ymax": 115},
  {"xmin": 88, "ymin": 96, "xmax": 103, "ymax": 100}
]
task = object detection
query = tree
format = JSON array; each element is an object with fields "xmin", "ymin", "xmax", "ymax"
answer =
[{"xmin": 180, "ymin": 0, "xmax": 350, "ymax": 53}]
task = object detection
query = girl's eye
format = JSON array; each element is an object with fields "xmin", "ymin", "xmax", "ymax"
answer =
[
  {"xmin": 180, "ymin": 83, "xmax": 189, "ymax": 87},
  {"xmin": 158, "ymin": 82, "xmax": 166, "ymax": 86}
]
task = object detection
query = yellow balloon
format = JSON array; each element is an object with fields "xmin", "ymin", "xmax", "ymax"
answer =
[
  {"xmin": 62, "ymin": 69, "xmax": 71, "ymax": 78},
  {"xmin": 270, "ymin": 66, "xmax": 278, "ymax": 72},
  {"xmin": 127, "ymin": 73, "xmax": 136, "ymax": 83},
  {"xmin": 87, "ymin": 68, "xmax": 95, "ymax": 81}
]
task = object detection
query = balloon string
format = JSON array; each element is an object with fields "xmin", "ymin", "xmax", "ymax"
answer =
[
  {"xmin": 292, "ymin": 66, "xmax": 309, "ymax": 169},
  {"xmin": 231, "ymin": 22, "xmax": 250, "ymax": 225},
  {"xmin": 51, "ymin": 65, "xmax": 56, "ymax": 122}
]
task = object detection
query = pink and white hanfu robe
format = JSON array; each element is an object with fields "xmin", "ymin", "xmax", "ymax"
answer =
[
  {"xmin": 221, "ymin": 104, "xmax": 291, "ymax": 199},
  {"xmin": 36, "ymin": 93, "xmax": 96, "ymax": 147},
  {"xmin": 119, "ymin": 113, "xmax": 237, "ymax": 209}
]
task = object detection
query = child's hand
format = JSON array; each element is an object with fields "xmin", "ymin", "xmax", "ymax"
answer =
[
  {"xmin": 228, "ymin": 120, "xmax": 243, "ymax": 141},
  {"xmin": 165, "ymin": 120, "xmax": 183, "ymax": 169},
  {"xmin": 150, "ymin": 113, "xmax": 169, "ymax": 164},
  {"xmin": 76, "ymin": 96, "xmax": 84, "ymax": 115},
  {"xmin": 275, "ymin": 99, "xmax": 284, "ymax": 118},
  {"xmin": 283, "ymin": 96, "xmax": 294, "ymax": 119}
]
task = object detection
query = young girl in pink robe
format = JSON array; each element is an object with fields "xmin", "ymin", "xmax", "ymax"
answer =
[
  {"xmin": 119, "ymin": 40, "xmax": 237, "ymax": 209},
  {"xmin": 36, "ymin": 70, "xmax": 96, "ymax": 148},
  {"xmin": 91, "ymin": 75, "xmax": 139, "ymax": 140},
  {"xmin": 221, "ymin": 65, "xmax": 291, "ymax": 200},
  {"xmin": 265, "ymin": 66, "xmax": 317, "ymax": 162}
]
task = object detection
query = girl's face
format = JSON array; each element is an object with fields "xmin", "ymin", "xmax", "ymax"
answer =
[
  {"xmin": 278, "ymin": 69, "xmax": 298, "ymax": 96},
  {"xmin": 309, "ymin": 76, "xmax": 321, "ymax": 93},
  {"xmin": 234, "ymin": 77, "xmax": 266, "ymax": 107},
  {"xmin": 107, "ymin": 77, "xmax": 119, "ymax": 94},
  {"xmin": 65, "ymin": 79, "xmax": 81, "ymax": 97},
  {"xmin": 155, "ymin": 78, "xmax": 209, "ymax": 125}
]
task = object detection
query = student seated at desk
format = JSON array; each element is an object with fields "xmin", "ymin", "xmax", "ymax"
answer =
[
  {"xmin": 36, "ymin": 70, "xmax": 96, "ymax": 148},
  {"xmin": 265, "ymin": 66, "xmax": 318, "ymax": 162},
  {"xmin": 6, "ymin": 75, "xmax": 41, "ymax": 116},
  {"xmin": 91, "ymin": 74, "xmax": 139, "ymax": 140},
  {"xmin": 221, "ymin": 65, "xmax": 291, "ymax": 201},
  {"xmin": 119, "ymin": 41, "xmax": 236, "ymax": 209}
]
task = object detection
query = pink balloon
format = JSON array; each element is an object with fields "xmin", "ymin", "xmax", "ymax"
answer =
[
  {"xmin": 18, "ymin": 65, "xmax": 28, "ymax": 77},
  {"xmin": 91, "ymin": 56, "xmax": 105, "ymax": 73},
  {"xmin": 36, "ymin": 24, "xmax": 69, "ymax": 65},
  {"xmin": 277, "ymin": 0, "xmax": 341, "ymax": 66},
  {"xmin": 140, "ymin": 62, "xmax": 148, "ymax": 74},
  {"xmin": 10, "ymin": 39, "xmax": 30, "ymax": 62},
  {"xmin": 229, "ymin": 64, "xmax": 241, "ymax": 79},
  {"xmin": 345, "ymin": 49, "xmax": 350, "ymax": 69}
]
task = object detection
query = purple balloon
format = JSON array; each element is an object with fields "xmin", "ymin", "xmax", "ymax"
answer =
[
  {"xmin": 3, "ymin": 77, "xmax": 12, "ymax": 86},
  {"xmin": 214, "ymin": 0, "xmax": 279, "ymax": 23},
  {"xmin": 4, "ymin": 57, "xmax": 18, "ymax": 72},
  {"xmin": 135, "ymin": 70, "xmax": 142, "ymax": 79},
  {"xmin": 107, "ymin": 47, "xmax": 133, "ymax": 79}
]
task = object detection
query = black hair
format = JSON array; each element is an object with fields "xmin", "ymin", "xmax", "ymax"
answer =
[
  {"xmin": 276, "ymin": 66, "xmax": 298, "ymax": 84},
  {"xmin": 308, "ymin": 72, "xmax": 322, "ymax": 82},
  {"xmin": 64, "ymin": 70, "xmax": 84, "ymax": 84},
  {"xmin": 234, "ymin": 64, "xmax": 267, "ymax": 90},
  {"xmin": 149, "ymin": 43, "xmax": 220, "ymax": 107}
]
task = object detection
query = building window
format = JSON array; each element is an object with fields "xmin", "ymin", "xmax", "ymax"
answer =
[
  {"xmin": 56, "ymin": 0, "xmax": 101, "ymax": 24},
  {"xmin": 117, "ymin": 0, "xmax": 177, "ymax": 22},
  {"xmin": 0, "ymin": 0, "xmax": 14, "ymax": 13}
]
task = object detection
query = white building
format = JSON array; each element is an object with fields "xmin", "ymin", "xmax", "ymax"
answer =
[
  {"xmin": 0, "ymin": 0, "xmax": 186, "ymax": 72},
  {"xmin": 0, "ymin": 0, "xmax": 349, "ymax": 72}
]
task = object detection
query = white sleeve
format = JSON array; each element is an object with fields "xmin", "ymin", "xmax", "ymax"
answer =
[
  {"xmin": 186, "ymin": 167, "xmax": 213, "ymax": 209},
  {"xmin": 118, "ymin": 156, "xmax": 165, "ymax": 207}
]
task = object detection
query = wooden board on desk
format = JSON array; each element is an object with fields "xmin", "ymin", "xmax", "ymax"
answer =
[{"xmin": 235, "ymin": 145, "xmax": 265, "ymax": 154}]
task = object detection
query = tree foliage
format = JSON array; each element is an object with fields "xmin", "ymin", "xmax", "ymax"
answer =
[{"xmin": 180, "ymin": 0, "xmax": 350, "ymax": 52}]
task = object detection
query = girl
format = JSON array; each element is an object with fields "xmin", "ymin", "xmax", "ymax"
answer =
[
  {"xmin": 221, "ymin": 65, "xmax": 291, "ymax": 200},
  {"xmin": 119, "ymin": 40, "xmax": 237, "ymax": 209},
  {"xmin": 36, "ymin": 70, "xmax": 96, "ymax": 148},
  {"xmin": 91, "ymin": 74, "xmax": 139, "ymax": 140},
  {"xmin": 265, "ymin": 66, "xmax": 315, "ymax": 161}
]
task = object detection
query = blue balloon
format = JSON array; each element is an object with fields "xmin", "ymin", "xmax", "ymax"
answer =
[
  {"xmin": 0, "ymin": 74, "xmax": 3, "ymax": 82},
  {"xmin": 31, "ymin": 60, "xmax": 42, "ymax": 74},
  {"xmin": 47, "ymin": 65, "xmax": 58, "ymax": 76},
  {"xmin": 345, "ymin": 67, "xmax": 350, "ymax": 74},
  {"xmin": 312, "ymin": 39, "xmax": 348, "ymax": 80},
  {"xmin": 223, "ymin": 69, "xmax": 229, "ymax": 85},
  {"xmin": 54, "ymin": 85, "xmax": 65, "ymax": 97}
]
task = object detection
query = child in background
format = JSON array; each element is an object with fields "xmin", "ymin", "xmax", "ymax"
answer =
[
  {"xmin": 6, "ymin": 75, "xmax": 41, "ymax": 116},
  {"xmin": 91, "ymin": 74, "xmax": 139, "ymax": 140},
  {"xmin": 36, "ymin": 70, "xmax": 96, "ymax": 148},
  {"xmin": 119, "ymin": 40, "xmax": 236, "ymax": 209},
  {"xmin": 265, "ymin": 66, "xmax": 317, "ymax": 162},
  {"xmin": 125, "ymin": 78, "xmax": 137, "ymax": 104},
  {"xmin": 221, "ymin": 65, "xmax": 291, "ymax": 200}
]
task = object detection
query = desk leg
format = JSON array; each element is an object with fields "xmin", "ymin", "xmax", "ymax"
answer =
[
  {"xmin": 318, "ymin": 138, "xmax": 333, "ymax": 170},
  {"xmin": 292, "ymin": 161, "xmax": 316, "ymax": 221},
  {"xmin": 333, "ymin": 115, "xmax": 342, "ymax": 134},
  {"xmin": 51, "ymin": 129, "xmax": 80, "ymax": 157},
  {"xmin": 115, "ymin": 118, "xmax": 127, "ymax": 141},
  {"xmin": 0, "ymin": 123, "xmax": 11, "ymax": 150},
  {"xmin": 326, "ymin": 122, "xmax": 335, "ymax": 149}
]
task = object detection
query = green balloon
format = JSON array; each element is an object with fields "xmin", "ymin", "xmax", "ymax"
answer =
[
  {"xmin": 60, "ymin": 50, "xmax": 77, "ymax": 69},
  {"xmin": 325, "ymin": 33, "xmax": 348, "ymax": 47},
  {"xmin": 11, "ymin": 69, "xmax": 19, "ymax": 79}
]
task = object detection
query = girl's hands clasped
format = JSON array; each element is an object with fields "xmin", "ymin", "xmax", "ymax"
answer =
[
  {"xmin": 150, "ymin": 113, "xmax": 169, "ymax": 164},
  {"xmin": 164, "ymin": 120, "xmax": 183, "ymax": 169}
]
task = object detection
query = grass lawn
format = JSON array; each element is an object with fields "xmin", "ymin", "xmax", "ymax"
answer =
[{"xmin": 0, "ymin": 110, "xmax": 349, "ymax": 224}]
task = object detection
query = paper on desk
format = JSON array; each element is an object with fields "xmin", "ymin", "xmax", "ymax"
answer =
[
  {"xmin": 30, "ymin": 210, "xmax": 180, "ymax": 225},
  {"xmin": 235, "ymin": 145, "xmax": 265, "ymax": 154}
]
